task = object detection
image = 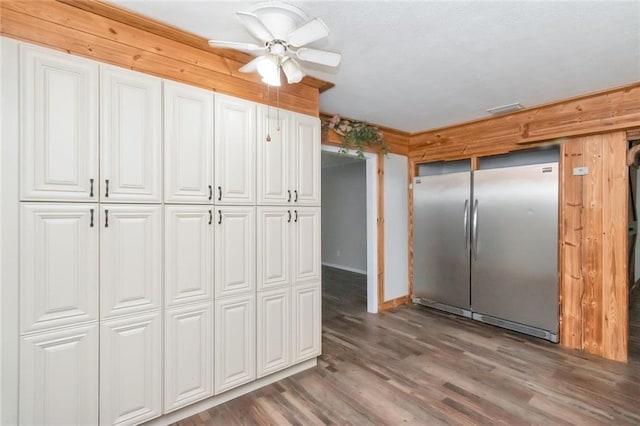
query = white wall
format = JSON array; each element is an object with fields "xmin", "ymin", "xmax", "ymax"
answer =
[
  {"xmin": 383, "ymin": 153, "xmax": 409, "ymax": 301},
  {"xmin": 321, "ymin": 161, "xmax": 367, "ymax": 274}
]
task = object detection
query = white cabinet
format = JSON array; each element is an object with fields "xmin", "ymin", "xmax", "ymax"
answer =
[
  {"xmin": 292, "ymin": 207, "xmax": 322, "ymax": 284},
  {"xmin": 20, "ymin": 203, "xmax": 98, "ymax": 333},
  {"xmin": 19, "ymin": 324, "xmax": 99, "ymax": 426},
  {"xmin": 100, "ymin": 205, "xmax": 162, "ymax": 318},
  {"xmin": 165, "ymin": 206, "xmax": 214, "ymax": 307},
  {"xmin": 100, "ymin": 65, "xmax": 162, "ymax": 203},
  {"xmin": 164, "ymin": 303, "xmax": 213, "ymax": 413},
  {"xmin": 214, "ymin": 206, "xmax": 255, "ymax": 298},
  {"xmin": 164, "ymin": 81, "xmax": 214, "ymax": 204},
  {"xmin": 256, "ymin": 207, "xmax": 290, "ymax": 291},
  {"xmin": 256, "ymin": 106, "xmax": 291, "ymax": 204},
  {"xmin": 214, "ymin": 94, "xmax": 256, "ymax": 205},
  {"xmin": 214, "ymin": 295, "xmax": 255, "ymax": 393},
  {"xmin": 292, "ymin": 283, "xmax": 322, "ymax": 362},
  {"xmin": 291, "ymin": 113, "xmax": 321, "ymax": 206},
  {"xmin": 256, "ymin": 288, "xmax": 290, "ymax": 378},
  {"xmin": 100, "ymin": 311, "xmax": 162, "ymax": 426},
  {"xmin": 20, "ymin": 44, "xmax": 98, "ymax": 201}
]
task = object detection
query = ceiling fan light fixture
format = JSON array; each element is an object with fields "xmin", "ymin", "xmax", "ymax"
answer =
[
  {"xmin": 257, "ymin": 55, "xmax": 281, "ymax": 86},
  {"xmin": 281, "ymin": 58, "xmax": 304, "ymax": 84}
]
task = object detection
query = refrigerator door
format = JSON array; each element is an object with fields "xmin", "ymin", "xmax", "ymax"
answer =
[
  {"xmin": 413, "ymin": 172, "xmax": 471, "ymax": 310},
  {"xmin": 471, "ymin": 162, "xmax": 558, "ymax": 333}
]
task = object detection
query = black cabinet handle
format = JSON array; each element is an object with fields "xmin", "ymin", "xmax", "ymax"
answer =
[
  {"xmin": 294, "ymin": 210, "xmax": 298, "ymax": 222},
  {"xmin": 287, "ymin": 190, "xmax": 291, "ymax": 203},
  {"xmin": 217, "ymin": 186, "xmax": 222, "ymax": 201},
  {"xmin": 209, "ymin": 185, "xmax": 213, "ymax": 200},
  {"xmin": 294, "ymin": 190, "xmax": 298, "ymax": 202},
  {"xmin": 209, "ymin": 209, "xmax": 212, "ymax": 225},
  {"xmin": 218, "ymin": 210, "xmax": 222, "ymax": 225},
  {"xmin": 89, "ymin": 178, "xmax": 94, "ymax": 197},
  {"xmin": 90, "ymin": 208, "xmax": 94, "ymax": 227},
  {"xmin": 105, "ymin": 179, "xmax": 109, "ymax": 198},
  {"xmin": 105, "ymin": 209, "xmax": 109, "ymax": 228},
  {"xmin": 287, "ymin": 210, "xmax": 291, "ymax": 223}
]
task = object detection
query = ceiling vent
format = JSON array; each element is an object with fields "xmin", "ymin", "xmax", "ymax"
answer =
[{"xmin": 487, "ymin": 102, "xmax": 524, "ymax": 115}]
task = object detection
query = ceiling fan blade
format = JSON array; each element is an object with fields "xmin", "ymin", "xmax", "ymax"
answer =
[
  {"xmin": 287, "ymin": 18, "xmax": 329, "ymax": 47},
  {"xmin": 295, "ymin": 48, "xmax": 342, "ymax": 67},
  {"xmin": 208, "ymin": 40, "xmax": 267, "ymax": 54},
  {"xmin": 281, "ymin": 58, "xmax": 305, "ymax": 84},
  {"xmin": 239, "ymin": 56, "xmax": 264, "ymax": 73},
  {"xmin": 236, "ymin": 11, "xmax": 274, "ymax": 43}
]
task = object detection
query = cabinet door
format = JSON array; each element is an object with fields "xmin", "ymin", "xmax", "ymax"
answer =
[
  {"xmin": 257, "ymin": 288, "xmax": 290, "ymax": 378},
  {"xmin": 291, "ymin": 113, "xmax": 320, "ymax": 206},
  {"xmin": 20, "ymin": 44, "xmax": 98, "ymax": 201},
  {"xmin": 256, "ymin": 207, "xmax": 290, "ymax": 291},
  {"xmin": 291, "ymin": 207, "xmax": 322, "ymax": 284},
  {"xmin": 214, "ymin": 94, "xmax": 255, "ymax": 205},
  {"xmin": 214, "ymin": 206, "xmax": 255, "ymax": 298},
  {"xmin": 164, "ymin": 81, "xmax": 214, "ymax": 204},
  {"xmin": 214, "ymin": 295, "xmax": 255, "ymax": 393},
  {"xmin": 257, "ymin": 105, "xmax": 291, "ymax": 205},
  {"xmin": 100, "ymin": 312, "xmax": 162, "ymax": 426},
  {"xmin": 100, "ymin": 205, "xmax": 162, "ymax": 318},
  {"xmin": 165, "ymin": 206, "xmax": 214, "ymax": 307},
  {"xmin": 164, "ymin": 303, "xmax": 213, "ymax": 413},
  {"xmin": 20, "ymin": 324, "xmax": 98, "ymax": 426},
  {"xmin": 101, "ymin": 65, "xmax": 161, "ymax": 203},
  {"xmin": 20, "ymin": 203, "xmax": 98, "ymax": 333},
  {"xmin": 292, "ymin": 283, "xmax": 321, "ymax": 362}
]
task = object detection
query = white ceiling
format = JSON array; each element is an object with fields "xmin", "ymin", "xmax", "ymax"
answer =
[{"xmin": 113, "ymin": 1, "xmax": 640, "ymax": 133}]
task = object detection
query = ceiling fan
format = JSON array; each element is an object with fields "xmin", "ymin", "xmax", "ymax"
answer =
[{"xmin": 208, "ymin": 1, "xmax": 341, "ymax": 86}]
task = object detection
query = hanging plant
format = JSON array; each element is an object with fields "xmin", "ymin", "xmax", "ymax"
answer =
[{"xmin": 324, "ymin": 114, "xmax": 389, "ymax": 158}]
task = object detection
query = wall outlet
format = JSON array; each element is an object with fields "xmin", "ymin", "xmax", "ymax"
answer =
[
  {"xmin": 336, "ymin": 250, "xmax": 340, "ymax": 257},
  {"xmin": 573, "ymin": 166, "xmax": 589, "ymax": 176}
]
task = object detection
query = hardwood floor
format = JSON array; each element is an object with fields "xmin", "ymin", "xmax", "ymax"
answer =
[{"xmin": 175, "ymin": 266, "xmax": 640, "ymax": 425}]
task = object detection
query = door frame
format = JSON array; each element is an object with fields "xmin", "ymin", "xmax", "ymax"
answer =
[{"xmin": 321, "ymin": 144, "xmax": 378, "ymax": 313}]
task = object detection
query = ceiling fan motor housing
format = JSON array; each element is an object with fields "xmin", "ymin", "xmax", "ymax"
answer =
[{"xmin": 249, "ymin": 2, "xmax": 309, "ymax": 40}]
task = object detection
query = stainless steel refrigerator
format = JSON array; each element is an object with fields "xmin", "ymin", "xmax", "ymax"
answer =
[{"xmin": 413, "ymin": 162, "xmax": 559, "ymax": 342}]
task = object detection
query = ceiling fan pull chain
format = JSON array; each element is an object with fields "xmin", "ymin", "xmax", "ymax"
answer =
[
  {"xmin": 266, "ymin": 84, "xmax": 271, "ymax": 142},
  {"xmin": 277, "ymin": 87, "xmax": 280, "ymax": 131}
]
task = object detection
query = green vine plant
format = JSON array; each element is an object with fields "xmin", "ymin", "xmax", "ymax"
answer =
[{"xmin": 323, "ymin": 114, "xmax": 389, "ymax": 158}]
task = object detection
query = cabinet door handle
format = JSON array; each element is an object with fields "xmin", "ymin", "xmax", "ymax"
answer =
[
  {"xmin": 287, "ymin": 190, "xmax": 291, "ymax": 203},
  {"xmin": 217, "ymin": 186, "xmax": 222, "ymax": 201},
  {"xmin": 294, "ymin": 210, "xmax": 298, "ymax": 222},
  {"xmin": 287, "ymin": 210, "xmax": 291, "ymax": 223},
  {"xmin": 89, "ymin": 178, "xmax": 94, "ymax": 197},
  {"xmin": 209, "ymin": 209, "xmax": 212, "ymax": 225},
  {"xmin": 105, "ymin": 179, "xmax": 109, "ymax": 198},
  {"xmin": 209, "ymin": 185, "xmax": 213, "ymax": 200},
  {"xmin": 218, "ymin": 209, "xmax": 222, "ymax": 225},
  {"xmin": 104, "ymin": 209, "xmax": 109, "ymax": 228},
  {"xmin": 90, "ymin": 208, "xmax": 94, "ymax": 227},
  {"xmin": 294, "ymin": 190, "xmax": 298, "ymax": 202}
]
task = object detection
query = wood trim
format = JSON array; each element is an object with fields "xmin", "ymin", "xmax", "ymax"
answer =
[
  {"xmin": 377, "ymin": 152, "xmax": 385, "ymax": 311},
  {"xmin": 407, "ymin": 160, "xmax": 416, "ymax": 299},
  {"xmin": 379, "ymin": 295, "xmax": 411, "ymax": 311}
]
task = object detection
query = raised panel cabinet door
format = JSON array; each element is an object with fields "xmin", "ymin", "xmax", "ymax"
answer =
[
  {"xmin": 214, "ymin": 94, "xmax": 256, "ymax": 205},
  {"xmin": 100, "ymin": 311, "xmax": 162, "ymax": 426},
  {"xmin": 291, "ymin": 207, "xmax": 321, "ymax": 284},
  {"xmin": 256, "ymin": 105, "xmax": 291, "ymax": 205},
  {"xmin": 19, "ymin": 323, "xmax": 98, "ymax": 426},
  {"xmin": 100, "ymin": 65, "xmax": 162, "ymax": 203},
  {"xmin": 256, "ymin": 207, "xmax": 290, "ymax": 291},
  {"xmin": 164, "ymin": 80, "xmax": 214, "ymax": 203},
  {"xmin": 256, "ymin": 288, "xmax": 291, "ymax": 378},
  {"xmin": 214, "ymin": 295, "xmax": 255, "ymax": 393},
  {"xmin": 20, "ymin": 203, "xmax": 98, "ymax": 333},
  {"xmin": 165, "ymin": 206, "xmax": 214, "ymax": 307},
  {"xmin": 292, "ymin": 283, "xmax": 321, "ymax": 362},
  {"xmin": 214, "ymin": 206, "xmax": 256, "ymax": 298},
  {"xmin": 291, "ymin": 113, "xmax": 320, "ymax": 206},
  {"xmin": 164, "ymin": 302, "xmax": 213, "ymax": 413},
  {"xmin": 100, "ymin": 205, "xmax": 162, "ymax": 318},
  {"xmin": 20, "ymin": 44, "xmax": 98, "ymax": 201}
]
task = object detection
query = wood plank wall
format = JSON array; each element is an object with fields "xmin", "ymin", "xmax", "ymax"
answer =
[{"xmin": 0, "ymin": 0, "xmax": 327, "ymax": 116}]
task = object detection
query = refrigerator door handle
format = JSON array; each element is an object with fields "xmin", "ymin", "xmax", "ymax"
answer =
[
  {"xmin": 472, "ymin": 199, "xmax": 479, "ymax": 260},
  {"xmin": 463, "ymin": 199, "xmax": 469, "ymax": 253}
]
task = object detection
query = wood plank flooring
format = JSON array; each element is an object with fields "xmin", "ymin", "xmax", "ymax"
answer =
[{"xmin": 174, "ymin": 266, "xmax": 640, "ymax": 425}]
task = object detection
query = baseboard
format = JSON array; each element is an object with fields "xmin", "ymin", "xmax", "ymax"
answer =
[
  {"xmin": 142, "ymin": 358, "xmax": 317, "ymax": 426},
  {"xmin": 322, "ymin": 262, "xmax": 367, "ymax": 275}
]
